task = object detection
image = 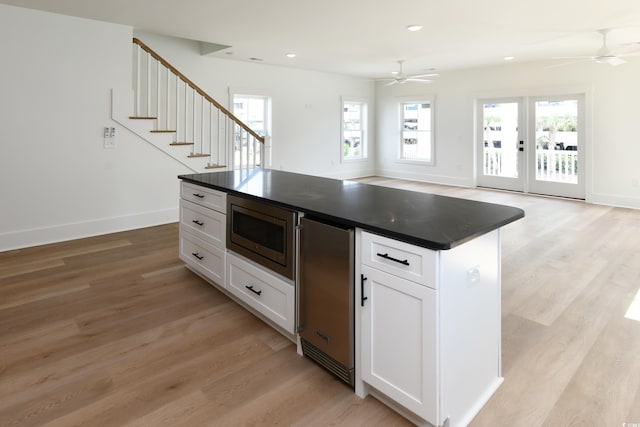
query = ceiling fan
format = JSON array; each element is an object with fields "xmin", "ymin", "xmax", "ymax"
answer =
[
  {"xmin": 380, "ymin": 60, "xmax": 439, "ymax": 86},
  {"xmin": 550, "ymin": 29, "xmax": 640, "ymax": 67}
]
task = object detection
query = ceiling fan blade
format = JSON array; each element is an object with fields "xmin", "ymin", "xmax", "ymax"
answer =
[
  {"xmin": 385, "ymin": 80, "xmax": 398, "ymax": 86},
  {"xmin": 408, "ymin": 73, "xmax": 440, "ymax": 79},
  {"xmin": 406, "ymin": 78, "xmax": 434, "ymax": 83},
  {"xmin": 607, "ymin": 56, "xmax": 627, "ymax": 66},
  {"xmin": 610, "ymin": 42, "xmax": 640, "ymax": 56}
]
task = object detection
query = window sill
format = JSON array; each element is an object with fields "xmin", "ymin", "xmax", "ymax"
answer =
[
  {"xmin": 341, "ymin": 157, "xmax": 368, "ymax": 164},
  {"xmin": 396, "ymin": 158, "xmax": 434, "ymax": 166}
]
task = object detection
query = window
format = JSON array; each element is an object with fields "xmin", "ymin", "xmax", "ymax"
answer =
[
  {"xmin": 342, "ymin": 99, "xmax": 367, "ymax": 161},
  {"xmin": 231, "ymin": 92, "xmax": 271, "ymax": 169},
  {"xmin": 400, "ymin": 100, "xmax": 434, "ymax": 163}
]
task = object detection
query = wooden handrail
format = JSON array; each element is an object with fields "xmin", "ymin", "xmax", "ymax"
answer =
[{"xmin": 132, "ymin": 38, "xmax": 265, "ymax": 144}]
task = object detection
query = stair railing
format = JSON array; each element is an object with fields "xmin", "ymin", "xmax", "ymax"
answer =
[{"xmin": 132, "ymin": 38, "xmax": 264, "ymax": 170}]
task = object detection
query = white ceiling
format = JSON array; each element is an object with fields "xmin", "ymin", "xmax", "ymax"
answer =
[{"xmin": 3, "ymin": 0, "xmax": 640, "ymax": 77}]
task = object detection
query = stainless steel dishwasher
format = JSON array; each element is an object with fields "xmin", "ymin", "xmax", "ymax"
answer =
[{"xmin": 298, "ymin": 216, "xmax": 355, "ymax": 387}]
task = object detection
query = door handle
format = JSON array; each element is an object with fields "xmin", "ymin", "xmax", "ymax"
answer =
[{"xmin": 361, "ymin": 274, "xmax": 368, "ymax": 307}]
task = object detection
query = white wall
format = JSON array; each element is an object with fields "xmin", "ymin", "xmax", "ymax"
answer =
[
  {"xmin": 133, "ymin": 31, "xmax": 376, "ymax": 180},
  {"xmin": 376, "ymin": 59, "xmax": 640, "ymax": 208},
  {"xmin": 0, "ymin": 5, "xmax": 192, "ymax": 251},
  {"xmin": 0, "ymin": 6, "xmax": 376, "ymax": 251}
]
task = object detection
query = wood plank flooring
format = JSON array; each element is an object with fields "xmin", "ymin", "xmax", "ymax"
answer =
[{"xmin": 1, "ymin": 178, "xmax": 640, "ymax": 426}]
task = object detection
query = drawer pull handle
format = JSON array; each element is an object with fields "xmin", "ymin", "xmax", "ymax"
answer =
[
  {"xmin": 192, "ymin": 219, "xmax": 204, "ymax": 226},
  {"xmin": 376, "ymin": 252, "xmax": 410, "ymax": 266},
  {"xmin": 191, "ymin": 252, "xmax": 204, "ymax": 260},
  {"xmin": 192, "ymin": 193, "xmax": 205, "ymax": 198},
  {"xmin": 245, "ymin": 285, "xmax": 262, "ymax": 296}
]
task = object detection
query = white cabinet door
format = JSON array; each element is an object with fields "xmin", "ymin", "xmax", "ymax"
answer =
[{"xmin": 360, "ymin": 265, "xmax": 439, "ymax": 424}]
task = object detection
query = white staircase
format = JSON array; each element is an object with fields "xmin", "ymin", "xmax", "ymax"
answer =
[{"xmin": 112, "ymin": 38, "xmax": 264, "ymax": 173}]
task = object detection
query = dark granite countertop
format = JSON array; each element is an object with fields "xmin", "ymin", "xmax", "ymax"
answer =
[{"xmin": 179, "ymin": 169, "xmax": 524, "ymax": 250}]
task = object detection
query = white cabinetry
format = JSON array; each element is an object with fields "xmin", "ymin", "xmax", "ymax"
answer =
[
  {"xmin": 360, "ymin": 265, "xmax": 438, "ymax": 422},
  {"xmin": 227, "ymin": 252, "xmax": 295, "ymax": 334},
  {"xmin": 357, "ymin": 230, "xmax": 502, "ymax": 427},
  {"xmin": 179, "ymin": 182, "xmax": 295, "ymax": 338},
  {"xmin": 179, "ymin": 182, "xmax": 226, "ymax": 288}
]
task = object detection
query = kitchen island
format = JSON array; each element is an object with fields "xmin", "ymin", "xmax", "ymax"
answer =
[
  {"xmin": 178, "ymin": 169, "xmax": 523, "ymax": 250},
  {"xmin": 178, "ymin": 169, "xmax": 524, "ymax": 427}
]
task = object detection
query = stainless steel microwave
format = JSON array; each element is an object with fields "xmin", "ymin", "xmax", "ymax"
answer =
[{"xmin": 227, "ymin": 194, "xmax": 297, "ymax": 280}]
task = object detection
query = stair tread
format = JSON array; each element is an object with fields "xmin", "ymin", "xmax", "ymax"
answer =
[
  {"xmin": 188, "ymin": 153, "xmax": 210, "ymax": 158},
  {"xmin": 170, "ymin": 142, "xmax": 194, "ymax": 146},
  {"xmin": 205, "ymin": 164, "xmax": 227, "ymax": 169},
  {"xmin": 151, "ymin": 130, "xmax": 176, "ymax": 133},
  {"xmin": 129, "ymin": 116, "xmax": 157, "ymax": 120}
]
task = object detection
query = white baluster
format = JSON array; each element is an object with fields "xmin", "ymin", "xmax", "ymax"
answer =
[
  {"xmin": 156, "ymin": 58, "xmax": 160, "ymax": 121},
  {"xmin": 192, "ymin": 89, "xmax": 197, "ymax": 153},
  {"xmin": 201, "ymin": 95, "xmax": 204, "ymax": 156},
  {"xmin": 146, "ymin": 54, "xmax": 151, "ymax": 117},
  {"xmin": 175, "ymin": 74, "xmax": 179, "ymax": 141},
  {"xmin": 166, "ymin": 67, "xmax": 170, "ymax": 131},
  {"xmin": 209, "ymin": 102, "xmax": 214, "ymax": 164},
  {"xmin": 245, "ymin": 129, "xmax": 249, "ymax": 169},
  {"xmin": 217, "ymin": 110, "xmax": 221, "ymax": 166},
  {"xmin": 134, "ymin": 44, "xmax": 141, "ymax": 116},
  {"xmin": 184, "ymin": 82, "xmax": 189, "ymax": 151}
]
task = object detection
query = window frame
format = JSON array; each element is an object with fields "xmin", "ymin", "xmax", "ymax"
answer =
[
  {"xmin": 228, "ymin": 87, "xmax": 272, "ymax": 169},
  {"xmin": 341, "ymin": 97, "xmax": 368, "ymax": 163},
  {"xmin": 398, "ymin": 96, "xmax": 435, "ymax": 165}
]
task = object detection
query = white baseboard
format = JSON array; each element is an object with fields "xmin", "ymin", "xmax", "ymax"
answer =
[
  {"xmin": 0, "ymin": 208, "xmax": 178, "ymax": 252},
  {"xmin": 376, "ymin": 168, "xmax": 474, "ymax": 188},
  {"xmin": 588, "ymin": 192, "xmax": 640, "ymax": 210}
]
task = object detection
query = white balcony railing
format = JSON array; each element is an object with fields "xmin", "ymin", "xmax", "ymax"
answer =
[
  {"xmin": 483, "ymin": 147, "xmax": 578, "ymax": 183},
  {"xmin": 535, "ymin": 148, "xmax": 578, "ymax": 183}
]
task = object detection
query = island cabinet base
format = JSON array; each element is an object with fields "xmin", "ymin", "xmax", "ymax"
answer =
[{"xmin": 355, "ymin": 229, "xmax": 503, "ymax": 427}]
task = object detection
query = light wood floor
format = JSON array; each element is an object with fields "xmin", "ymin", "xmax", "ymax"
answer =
[{"xmin": 1, "ymin": 178, "xmax": 640, "ymax": 427}]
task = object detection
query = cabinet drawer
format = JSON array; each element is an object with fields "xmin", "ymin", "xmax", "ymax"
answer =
[
  {"xmin": 180, "ymin": 199, "xmax": 226, "ymax": 249},
  {"xmin": 179, "ymin": 230, "xmax": 225, "ymax": 287},
  {"xmin": 361, "ymin": 231, "xmax": 437, "ymax": 288},
  {"xmin": 226, "ymin": 253, "xmax": 294, "ymax": 333},
  {"xmin": 181, "ymin": 182, "xmax": 226, "ymax": 213}
]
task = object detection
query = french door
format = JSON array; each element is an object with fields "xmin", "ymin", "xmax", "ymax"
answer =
[
  {"xmin": 477, "ymin": 95, "xmax": 585, "ymax": 199},
  {"xmin": 477, "ymin": 98, "xmax": 526, "ymax": 192}
]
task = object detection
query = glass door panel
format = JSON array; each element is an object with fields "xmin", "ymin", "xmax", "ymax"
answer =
[
  {"xmin": 528, "ymin": 96, "xmax": 585, "ymax": 199},
  {"xmin": 477, "ymin": 98, "xmax": 525, "ymax": 192}
]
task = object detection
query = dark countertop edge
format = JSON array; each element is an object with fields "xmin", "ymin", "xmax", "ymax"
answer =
[{"xmin": 178, "ymin": 175, "xmax": 525, "ymax": 251}]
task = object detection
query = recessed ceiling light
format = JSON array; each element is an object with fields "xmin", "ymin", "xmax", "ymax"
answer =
[
  {"xmin": 504, "ymin": 56, "xmax": 515, "ymax": 61},
  {"xmin": 286, "ymin": 53, "xmax": 297, "ymax": 58},
  {"xmin": 391, "ymin": 71, "xmax": 399, "ymax": 75},
  {"xmin": 407, "ymin": 25, "xmax": 423, "ymax": 32}
]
